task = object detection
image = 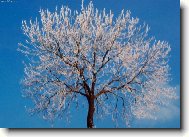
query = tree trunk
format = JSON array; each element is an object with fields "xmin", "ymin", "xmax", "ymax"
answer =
[{"xmin": 87, "ymin": 96, "xmax": 95, "ymax": 128}]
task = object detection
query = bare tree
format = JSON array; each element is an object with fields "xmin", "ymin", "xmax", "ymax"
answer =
[{"xmin": 18, "ymin": 1, "xmax": 176, "ymax": 128}]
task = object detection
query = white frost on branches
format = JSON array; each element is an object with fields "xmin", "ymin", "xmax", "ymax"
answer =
[{"xmin": 18, "ymin": 1, "xmax": 177, "ymax": 127}]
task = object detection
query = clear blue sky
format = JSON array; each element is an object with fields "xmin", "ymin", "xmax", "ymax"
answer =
[{"xmin": 0, "ymin": 0, "xmax": 180, "ymax": 128}]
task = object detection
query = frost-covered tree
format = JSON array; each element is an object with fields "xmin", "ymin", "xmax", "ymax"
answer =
[{"xmin": 18, "ymin": 1, "xmax": 176, "ymax": 128}]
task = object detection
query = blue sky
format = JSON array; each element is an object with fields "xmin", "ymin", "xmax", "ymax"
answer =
[{"xmin": 0, "ymin": 0, "xmax": 180, "ymax": 128}]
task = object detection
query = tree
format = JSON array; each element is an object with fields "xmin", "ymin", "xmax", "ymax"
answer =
[{"xmin": 18, "ymin": 1, "xmax": 176, "ymax": 128}]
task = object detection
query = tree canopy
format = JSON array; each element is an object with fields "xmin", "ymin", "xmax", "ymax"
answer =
[{"xmin": 18, "ymin": 1, "xmax": 177, "ymax": 128}]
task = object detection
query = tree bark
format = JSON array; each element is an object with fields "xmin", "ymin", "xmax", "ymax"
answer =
[{"xmin": 87, "ymin": 96, "xmax": 95, "ymax": 128}]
